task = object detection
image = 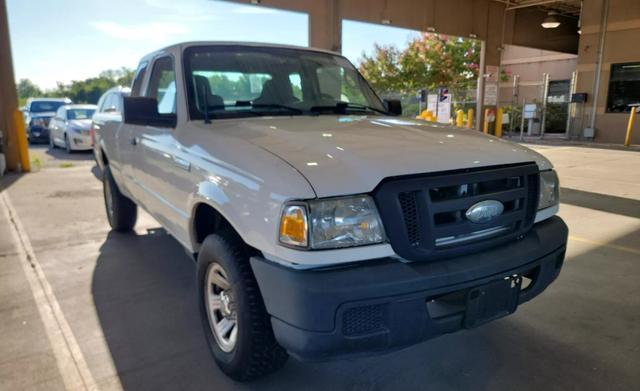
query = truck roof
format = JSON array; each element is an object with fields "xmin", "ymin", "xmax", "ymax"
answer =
[{"xmin": 138, "ymin": 41, "xmax": 341, "ymax": 63}]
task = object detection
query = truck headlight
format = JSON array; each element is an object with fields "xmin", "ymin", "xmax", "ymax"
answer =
[
  {"xmin": 31, "ymin": 118, "xmax": 46, "ymax": 127},
  {"xmin": 538, "ymin": 170, "xmax": 559, "ymax": 210},
  {"xmin": 279, "ymin": 196, "xmax": 385, "ymax": 249}
]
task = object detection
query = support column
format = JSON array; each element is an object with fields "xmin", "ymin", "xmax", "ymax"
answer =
[
  {"xmin": 0, "ymin": 0, "xmax": 22, "ymax": 172},
  {"xmin": 308, "ymin": 0, "xmax": 342, "ymax": 52}
]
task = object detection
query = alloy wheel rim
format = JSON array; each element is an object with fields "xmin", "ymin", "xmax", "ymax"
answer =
[{"xmin": 204, "ymin": 262, "xmax": 238, "ymax": 353}]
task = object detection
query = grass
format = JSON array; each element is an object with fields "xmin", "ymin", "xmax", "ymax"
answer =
[
  {"xmin": 59, "ymin": 162, "xmax": 73, "ymax": 168},
  {"xmin": 31, "ymin": 156, "xmax": 42, "ymax": 170}
]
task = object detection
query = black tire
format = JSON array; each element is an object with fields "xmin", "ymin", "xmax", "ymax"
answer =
[
  {"xmin": 102, "ymin": 165, "xmax": 137, "ymax": 232},
  {"xmin": 64, "ymin": 133, "xmax": 72, "ymax": 153},
  {"xmin": 197, "ymin": 232, "xmax": 288, "ymax": 381}
]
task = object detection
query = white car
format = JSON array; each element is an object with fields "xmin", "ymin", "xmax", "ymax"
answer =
[
  {"xmin": 98, "ymin": 42, "xmax": 567, "ymax": 381},
  {"xmin": 92, "ymin": 86, "xmax": 131, "ymax": 167},
  {"xmin": 49, "ymin": 104, "xmax": 97, "ymax": 152}
]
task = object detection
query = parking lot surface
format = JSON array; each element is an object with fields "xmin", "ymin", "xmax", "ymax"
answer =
[{"xmin": 1, "ymin": 144, "xmax": 639, "ymax": 391}]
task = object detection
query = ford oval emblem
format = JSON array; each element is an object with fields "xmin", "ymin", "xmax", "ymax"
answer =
[{"xmin": 465, "ymin": 200, "xmax": 504, "ymax": 224}]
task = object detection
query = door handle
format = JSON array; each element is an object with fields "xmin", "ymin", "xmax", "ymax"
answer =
[
  {"xmin": 130, "ymin": 136, "xmax": 139, "ymax": 146},
  {"xmin": 171, "ymin": 155, "xmax": 191, "ymax": 171}
]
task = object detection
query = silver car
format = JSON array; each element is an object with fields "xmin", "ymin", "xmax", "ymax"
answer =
[{"xmin": 49, "ymin": 104, "xmax": 97, "ymax": 152}]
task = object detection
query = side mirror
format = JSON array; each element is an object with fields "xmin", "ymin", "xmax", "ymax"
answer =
[
  {"xmin": 384, "ymin": 99, "xmax": 402, "ymax": 116},
  {"xmin": 123, "ymin": 97, "xmax": 176, "ymax": 128}
]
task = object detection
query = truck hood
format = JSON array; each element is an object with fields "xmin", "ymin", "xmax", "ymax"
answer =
[
  {"xmin": 199, "ymin": 115, "xmax": 552, "ymax": 198},
  {"xmin": 29, "ymin": 112, "xmax": 56, "ymax": 119}
]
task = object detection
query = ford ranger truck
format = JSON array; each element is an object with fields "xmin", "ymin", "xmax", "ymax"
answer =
[{"xmin": 98, "ymin": 42, "xmax": 567, "ymax": 381}]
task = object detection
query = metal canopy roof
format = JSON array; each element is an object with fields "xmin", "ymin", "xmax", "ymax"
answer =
[{"xmin": 495, "ymin": 0, "xmax": 582, "ymax": 18}]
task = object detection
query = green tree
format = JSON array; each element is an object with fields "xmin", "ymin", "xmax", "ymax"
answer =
[
  {"xmin": 16, "ymin": 78, "xmax": 43, "ymax": 106},
  {"xmin": 359, "ymin": 33, "xmax": 480, "ymax": 96}
]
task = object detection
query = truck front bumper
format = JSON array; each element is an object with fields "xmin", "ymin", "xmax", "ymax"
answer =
[{"xmin": 250, "ymin": 216, "xmax": 568, "ymax": 361}]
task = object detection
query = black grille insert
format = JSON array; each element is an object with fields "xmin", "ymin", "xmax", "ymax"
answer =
[
  {"xmin": 342, "ymin": 304, "xmax": 386, "ymax": 336},
  {"xmin": 374, "ymin": 163, "xmax": 540, "ymax": 261}
]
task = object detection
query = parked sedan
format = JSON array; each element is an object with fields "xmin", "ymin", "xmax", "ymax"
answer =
[
  {"xmin": 92, "ymin": 86, "xmax": 130, "ymax": 170},
  {"xmin": 49, "ymin": 104, "xmax": 97, "ymax": 152}
]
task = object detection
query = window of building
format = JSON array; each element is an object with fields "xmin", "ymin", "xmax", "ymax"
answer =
[{"xmin": 607, "ymin": 62, "xmax": 640, "ymax": 113}]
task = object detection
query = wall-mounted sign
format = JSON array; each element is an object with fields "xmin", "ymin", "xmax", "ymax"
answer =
[
  {"xmin": 427, "ymin": 94, "xmax": 438, "ymax": 114},
  {"xmin": 437, "ymin": 88, "xmax": 452, "ymax": 124},
  {"xmin": 523, "ymin": 103, "xmax": 538, "ymax": 119},
  {"xmin": 484, "ymin": 83, "xmax": 498, "ymax": 106}
]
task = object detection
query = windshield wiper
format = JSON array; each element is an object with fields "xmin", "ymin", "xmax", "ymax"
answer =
[
  {"xmin": 251, "ymin": 104, "xmax": 305, "ymax": 115},
  {"xmin": 310, "ymin": 102, "xmax": 387, "ymax": 115}
]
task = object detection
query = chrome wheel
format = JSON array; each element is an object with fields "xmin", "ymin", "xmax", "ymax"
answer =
[{"xmin": 204, "ymin": 263, "xmax": 237, "ymax": 353}]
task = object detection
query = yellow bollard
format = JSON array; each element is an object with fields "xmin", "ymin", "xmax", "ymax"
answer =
[
  {"xmin": 495, "ymin": 108, "xmax": 503, "ymax": 138},
  {"xmin": 625, "ymin": 107, "xmax": 637, "ymax": 147},
  {"xmin": 455, "ymin": 110, "xmax": 464, "ymax": 127},
  {"xmin": 13, "ymin": 109, "xmax": 30, "ymax": 172},
  {"xmin": 466, "ymin": 108, "xmax": 474, "ymax": 129},
  {"xmin": 483, "ymin": 108, "xmax": 491, "ymax": 134}
]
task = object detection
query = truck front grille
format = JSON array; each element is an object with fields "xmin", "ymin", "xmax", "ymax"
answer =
[{"xmin": 373, "ymin": 163, "xmax": 540, "ymax": 261}]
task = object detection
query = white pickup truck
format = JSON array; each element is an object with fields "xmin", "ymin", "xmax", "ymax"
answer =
[{"xmin": 97, "ymin": 42, "xmax": 568, "ymax": 381}]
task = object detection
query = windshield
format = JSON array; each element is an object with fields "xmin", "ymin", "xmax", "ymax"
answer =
[
  {"xmin": 184, "ymin": 46, "xmax": 386, "ymax": 120},
  {"xmin": 30, "ymin": 101, "xmax": 66, "ymax": 113},
  {"xmin": 67, "ymin": 109, "xmax": 96, "ymax": 120}
]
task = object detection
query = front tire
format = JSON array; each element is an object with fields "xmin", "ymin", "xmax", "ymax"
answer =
[
  {"xmin": 102, "ymin": 165, "xmax": 137, "ymax": 232},
  {"xmin": 197, "ymin": 232, "xmax": 288, "ymax": 381},
  {"xmin": 64, "ymin": 133, "xmax": 72, "ymax": 153}
]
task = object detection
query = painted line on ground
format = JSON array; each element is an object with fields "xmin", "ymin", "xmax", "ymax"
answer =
[
  {"xmin": 569, "ymin": 235, "xmax": 640, "ymax": 256},
  {"xmin": 0, "ymin": 191, "xmax": 97, "ymax": 391}
]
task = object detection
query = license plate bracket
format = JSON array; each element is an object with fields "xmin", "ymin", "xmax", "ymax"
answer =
[{"xmin": 464, "ymin": 276, "xmax": 521, "ymax": 329}]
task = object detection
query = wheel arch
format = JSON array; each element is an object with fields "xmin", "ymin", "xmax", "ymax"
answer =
[{"xmin": 189, "ymin": 201, "xmax": 252, "ymax": 256}]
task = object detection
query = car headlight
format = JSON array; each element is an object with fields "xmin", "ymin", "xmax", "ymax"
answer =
[
  {"xmin": 538, "ymin": 170, "xmax": 559, "ymax": 210},
  {"xmin": 279, "ymin": 196, "xmax": 385, "ymax": 249}
]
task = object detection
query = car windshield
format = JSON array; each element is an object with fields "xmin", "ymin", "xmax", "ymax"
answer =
[
  {"xmin": 30, "ymin": 101, "xmax": 66, "ymax": 113},
  {"xmin": 184, "ymin": 46, "xmax": 386, "ymax": 120},
  {"xmin": 67, "ymin": 109, "xmax": 96, "ymax": 120}
]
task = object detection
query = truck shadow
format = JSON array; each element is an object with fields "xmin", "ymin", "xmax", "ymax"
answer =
[{"xmin": 91, "ymin": 228, "xmax": 634, "ymax": 391}]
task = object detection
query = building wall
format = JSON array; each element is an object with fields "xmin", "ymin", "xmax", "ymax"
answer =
[
  {"xmin": 499, "ymin": 45, "xmax": 578, "ymax": 106},
  {"xmin": 576, "ymin": 0, "xmax": 640, "ymax": 144}
]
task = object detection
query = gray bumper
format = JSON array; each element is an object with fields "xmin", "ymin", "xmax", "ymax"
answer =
[{"xmin": 250, "ymin": 216, "xmax": 568, "ymax": 360}]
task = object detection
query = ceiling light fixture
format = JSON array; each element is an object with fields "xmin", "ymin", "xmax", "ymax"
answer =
[{"xmin": 541, "ymin": 12, "xmax": 561, "ymax": 29}]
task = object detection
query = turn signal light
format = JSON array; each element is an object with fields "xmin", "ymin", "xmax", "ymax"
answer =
[{"xmin": 279, "ymin": 205, "xmax": 308, "ymax": 247}]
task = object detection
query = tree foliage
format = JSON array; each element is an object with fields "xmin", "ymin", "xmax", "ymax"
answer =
[
  {"xmin": 358, "ymin": 33, "xmax": 480, "ymax": 96},
  {"xmin": 16, "ymin": 67, "xmax": 135, "ymax": 106}
]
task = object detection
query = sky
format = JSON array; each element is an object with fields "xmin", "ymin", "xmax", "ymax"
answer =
[{"xmin": 7, "ymin": 0, "xmax": 420, "ymax": 90}]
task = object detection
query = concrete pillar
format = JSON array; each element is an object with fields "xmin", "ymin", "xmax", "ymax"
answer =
[
  {"xmin": 0, "ymin": 0, "xmax": 21, "ymax": 172},
  {"xmin": 308, "ymin": 0, "xmax": 341, "ymax": 52}
]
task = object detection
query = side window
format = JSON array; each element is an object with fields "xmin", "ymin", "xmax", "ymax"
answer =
[
  {"xmin": 289, "ymin": 73, "xmax": 303, "ymax": 101},
  {"xmin": 131, "ymin": 62, "xmax": 148, "ymax": 97},
  {"xmin": 102, "ymin": 94, "xmax": 117, "ymax": 112},
  {"xmin": 147, "ymin": 57, "xmax": 176, "ymax": 114},
  {"xmin": 114, "ymin": 94, "xmax": 123, "ymax": 113},
  {"xmin": 96, "ymin": 94, "xmax": 107, "ymax": 113}
]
